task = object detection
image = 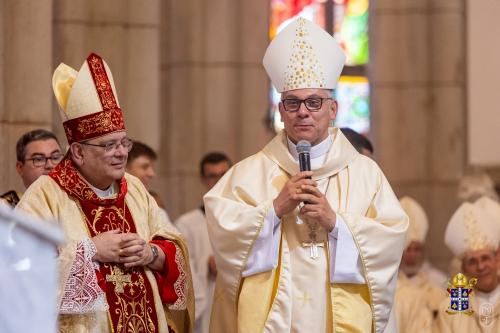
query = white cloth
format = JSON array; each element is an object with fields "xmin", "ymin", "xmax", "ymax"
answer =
[
  {"xmin": 59, "ymin": 238, "xmax": 108, "ymax": 314},
  {"xmin": 88, "ymin": 183, "xmax": 116, "ymax": 198},
  {"xmin": 176, "ymin": 208, "xmax": 214, "ymax": 333},
  {"xmin": 0, "ymin": 201, "xmax": 64, "ymax": 333}
]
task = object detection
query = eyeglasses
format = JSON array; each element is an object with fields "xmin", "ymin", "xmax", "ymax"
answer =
[
  {"xmin": 281, "ymin": 97, "xmax": 332, "ymax": 112},
  {"xmin": 80, "ymin": 138, "xmax": 134, "ymax": 153},
  {"xmin": 24, "ymin": 153, "xmax": 64, "ymax": 167}
]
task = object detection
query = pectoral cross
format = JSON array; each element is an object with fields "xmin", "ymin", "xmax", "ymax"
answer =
[
  {"xmin": 297, "ymin": 291, "xmax": 313, "ymax": 306},
  {"xmin": 301, "ymin": 223, "xmax": 324, "ymax": 259},
  {"xmin": 302, "ymin": 240, "xmax": 324, "ymax": 259},
  {"xmin": 106, "ymin": 266, "xmax": 131, "ymax": 294}
]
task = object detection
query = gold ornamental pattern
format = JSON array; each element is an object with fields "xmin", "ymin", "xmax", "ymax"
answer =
[
  {"xmin": 105, "ymin": 264, "xmax": 157, "ymax": 333},
  {"xmin": 87, "ymin": 53, "xmax": 119, "ymax": 110},
  {"xmin": 283, "ymin": 17, "xmax": 326, "ymax": 91},
  {"xmin": 63, "ymin": 108, "xmax": 125, "ymax": 144},
  {"xmin": 90, "ymin": 206, "xmax": 132, "ymax": 234}
]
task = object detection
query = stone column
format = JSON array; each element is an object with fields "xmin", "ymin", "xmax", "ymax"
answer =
[
  {"xmin": 159, "ymin": 0, "xmax": 272, "ymax": 219},
  {"xmin": 427, "ymin": 0, "xmax": 466, "ymax": 270},
  {"xmin": 370, "ymin": 0, "xmax": 466, "ymax": 270},
  {"xmin": 53, "ymin": 0, "xmax": 161, "ymax": 150},
  {"xmin": 0, "ymin": 0, "xmax": 53, "ymax": 193}
]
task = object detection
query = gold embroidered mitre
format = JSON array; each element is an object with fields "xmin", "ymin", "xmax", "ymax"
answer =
[
  {"xmin": 263, "ymin": 17, "xmax": 346, "ymax": 92},
  {"xmin": 444, "ymin": 196, "xmax": 500, "ymax": 257}
]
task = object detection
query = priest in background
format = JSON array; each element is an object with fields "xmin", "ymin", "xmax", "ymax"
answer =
[
  {"xmin": 16, "ymin": 53, "xmax": 193, "ymax": 333},
  {"xmin": 435, "ymin": 196, "xmax": 500, "ymax": 332},
  {"xmin": 397, "ymin": 196, "xmax": 447, "ymax": 319},
  {"xmin": 126, "ymin": 140, "xmax": 158, "ymax": 190},
  {"xmin": 126, "ymin": 140, "xmax": 175, "ymax": 228},
  {"xmin": 176, "ymin": 152, "xmax": 231, "ymax": 333},
  {"xmin": 204, "ymin": 18, "xmax": 408, "ymax": 333}
]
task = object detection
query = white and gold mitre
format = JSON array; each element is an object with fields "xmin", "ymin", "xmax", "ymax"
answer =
[
  {"xmin": 52, "ymin": 53, "xmax": 125, "ymax": 144},
  {"xmin": 263, "ymin": 17, "xmax": 346, "ymax": 92},
  {"xmin": 444, "ymin": 196, "xmax": 500, "ymax": 258},
  {"xmin": 400, "ymin": 196, "xmax": 429, "ymax": 246}
]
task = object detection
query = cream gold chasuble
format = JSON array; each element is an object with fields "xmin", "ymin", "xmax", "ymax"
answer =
[
  {"xmin": 397, "ymin": 271, "xmax": 446, "ymax": 319},
  {"xmin": 394, "ymin": 275, "xmax": 433, "ymax": 333},
  {"xmin": 204, "ymin": 128, "xmax": 408, "ymax": 333}
]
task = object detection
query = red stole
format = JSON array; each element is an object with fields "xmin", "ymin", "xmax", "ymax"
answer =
[{"xmin": 49, "ymin": 156, "xmax": 160, "ymax": 333}]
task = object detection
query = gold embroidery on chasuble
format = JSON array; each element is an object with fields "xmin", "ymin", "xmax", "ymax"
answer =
[{"xmin": 49, "ymin": 157, "xmax": 160, "ymax": 333}]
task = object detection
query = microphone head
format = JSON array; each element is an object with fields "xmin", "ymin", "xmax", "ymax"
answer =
[{"xmin": 296, "ymin": 140, "xmax": 311, "ymax": 154}]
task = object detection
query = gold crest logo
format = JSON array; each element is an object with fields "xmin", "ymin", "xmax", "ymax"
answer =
[{"xmin": 446, "ymin": 273, "xmax": 477, "ymax": 315}]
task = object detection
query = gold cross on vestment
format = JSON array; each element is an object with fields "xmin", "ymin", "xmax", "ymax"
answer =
[
  {"xmin": 106, "ymin": 266, "xmax": 131, "ymax": 294},
  {"xmin": 297, "ymin": 291, "xmax": 313, "ymax": 306},
  {"xmin": 301, "ymin": 241, "xmax": 324, "ymax": 259}
]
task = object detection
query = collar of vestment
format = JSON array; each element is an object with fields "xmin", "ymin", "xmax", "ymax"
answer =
[
  {"xmin": 48, "ymin": 153, "xmax": 127, "ymax": 206},
  {"xmin": 287, "ymin": 135, "xmax": 332, "ymax": 160},
  {"xmin": 262, "ymin": 127, "xmax": 359, "ymax": 180},
  {"xmin": 89, "ymin": 182, "xmax": 117, "ymax": 198}
]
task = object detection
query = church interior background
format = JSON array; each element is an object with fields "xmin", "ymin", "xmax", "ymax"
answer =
[{"xmin": 1, "ymin": 0, "xmax": 499, "ymax": 272}]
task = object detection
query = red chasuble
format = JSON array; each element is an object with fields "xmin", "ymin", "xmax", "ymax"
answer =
[{"xmin": 50, "ymin": 157, "xmax": 180, "ymax": 333}]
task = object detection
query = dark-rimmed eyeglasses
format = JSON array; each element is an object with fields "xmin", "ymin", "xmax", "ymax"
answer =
[
  {"xmin": 80, "ymin": 138, "xmax": 134, "ymax": 153},
  {"xmin": 24, "ymin": 153, "xmax": 64, "ymax": 167},
  {"xmin": 281, "ymin": 97, "xmax": 332, "ymax": 112}
]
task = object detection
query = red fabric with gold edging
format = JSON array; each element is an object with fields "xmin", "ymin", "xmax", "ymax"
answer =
[{"xmin": 151, "ymin": 239, "xmax": 180, "ymax": 304}]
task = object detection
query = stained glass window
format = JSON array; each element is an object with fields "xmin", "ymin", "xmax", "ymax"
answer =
[
  {"xmin": 269, "ymin": 0, "xmax": 370, "ymax": 134},
  {"xmin": 333, "ymin": 0, "xmax": 369, "ymax": 66}
]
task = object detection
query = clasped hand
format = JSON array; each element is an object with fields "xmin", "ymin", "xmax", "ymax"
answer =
[
  {"xmin": 273, "ymin": 171, "xmax": 336, "ymax": 232},
  {"xmin": 91, "ymin": 230, "xmax": 154, "ymax": 268}
]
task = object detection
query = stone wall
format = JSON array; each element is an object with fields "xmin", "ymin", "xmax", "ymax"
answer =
[{"xmin": 0, "ymin": 0, "xmax": 53, "ymax": 193}]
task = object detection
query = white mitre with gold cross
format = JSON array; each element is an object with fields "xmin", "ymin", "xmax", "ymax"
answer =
[
  {"xmin": 400, "ymin": 196, "xmax": 429, "ymax": 246},
  {"xmin": 263, "ymin": 17, "xmax": 346, "ymax": 92},
  {"xmin": 445, "ymin": 196, "xmax": 500, "ymax": 258}
]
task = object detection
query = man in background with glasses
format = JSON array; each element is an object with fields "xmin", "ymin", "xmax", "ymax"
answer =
[
  {"xmin": 16, "ymin": 129, "xmax": 63, "ymax": 188},
  {"xmin": 205, "ymin": 18, "xmax": 407, "ymax": 333},
  {"xmin": 1, "ymin": 129, "xmax": 63, "ymax": 207},
  {"xmin": 16, "ymin": 53, "xmax": 193, "ymax": 333}
]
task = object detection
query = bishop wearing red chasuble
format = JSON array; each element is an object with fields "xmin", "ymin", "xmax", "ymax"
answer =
[{"xmin": 16, "ymin": 53, "xmax": 194, "ymax": 333}]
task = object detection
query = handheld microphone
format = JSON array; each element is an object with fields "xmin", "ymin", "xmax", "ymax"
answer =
[{"xmin": 296, "ymin": 140, "xmax": 311, "ymax": 179}]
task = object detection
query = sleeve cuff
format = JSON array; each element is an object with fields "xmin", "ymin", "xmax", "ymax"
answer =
[
  {"xmin": 329, "ymin": 215, "xmax": 366, "ymax": 284},
  {"xmin": 242, "ymin": 204, "xmax": 281, "ymax": 277}
]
